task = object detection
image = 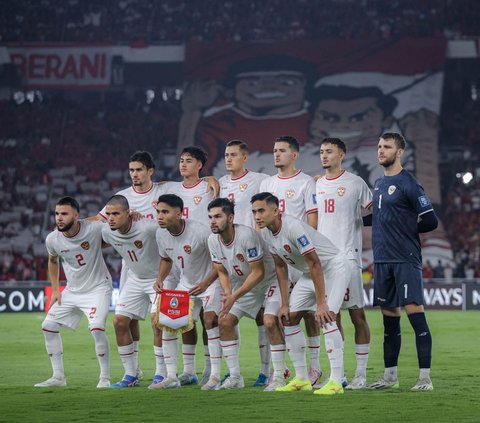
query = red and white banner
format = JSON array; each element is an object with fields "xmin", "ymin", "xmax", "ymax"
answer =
[
  {"xmin": 9, "ymin": 46, "xmax": 112, "ymax": 88},
  {"xmin": 157, "ymin": 289, "xmax": 193, "ymax": 332}
]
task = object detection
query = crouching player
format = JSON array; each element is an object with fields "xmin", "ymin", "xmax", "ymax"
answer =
[
  {"xmin": 207, "ymin": 198, "xmax": 284, "ymax": 390},
  {"xmin": 151, "ymin": 194, "xmax": 221, "ymax": 389},
  {"xmin": 35, "ymin": 197, "xmax": 112, "ymax": 388},
  {"xmin": 252, "ymin": 192, "xmax": 349, "ymax": 395}
]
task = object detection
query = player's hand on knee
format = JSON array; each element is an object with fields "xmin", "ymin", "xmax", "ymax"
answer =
[
  {"xmin": 51, "ymin": 289, "xmax": 61, "ymax": 306},
  {"xmin": 315, "ymin": 302, "xmax": 333, "ymax": 327},
  {"xmin": 278, "ymin": 305, "xmax": 290, "ymax": 327},
  {"xmin": 153, "ymin": 280, "xmax": 163, "ymax": 294},
  {"xmin": 219, "ymin": 293, "xmax": 235, "ymax": 318}
]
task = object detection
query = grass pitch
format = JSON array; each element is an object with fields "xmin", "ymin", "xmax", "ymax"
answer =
[{"xmin": 0, "ymin": 310, "xmax": 478, "ymax": 423}]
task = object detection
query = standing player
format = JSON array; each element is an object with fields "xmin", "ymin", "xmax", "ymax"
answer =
[
  {"xmin": 369, "ymin": 133, "xmax": 437, "ymax": 391},
  {"xmin": 165, "ymin": 146, "xmax": 217, "ymax": 385},
  {"xmin": 102, "ymin": 195, "xmax": 160, "ymax": 388},
  {"xmin": 219, "ymin": 140, "xmax": 272, "ymax": 386},
  {"xmin": 259, "ymin": 136, "xmax": 322, "ymax": 386},
  {"xmin": 35, "ymin": 197, "xmax": 112, "ymax": 388},
  {"xmin": 207, "ymin": 198, "xmax": 282, "ymax": 390},
  {"xmin": 151, "ymin": 194, "xmax": 221, "ymax": 389},
  {"xmin": 252, "ymin": 193, "xmax": 348, "ymax": 395},
  {"xmin": 316, "ymin": 138, "xmax": 372, "ymax": 389}
]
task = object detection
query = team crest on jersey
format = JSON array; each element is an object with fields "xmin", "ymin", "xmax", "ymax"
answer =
[
  {"xmin": 193, "ymin": 196, "xmax": 202, "ymax": 205},
  {"xmin": 239, "ymin": 183, "xmax": 248, "ymax": 192},
  {"xmin": 388, "ymin": 185, "xmax": 397, "ymax": 195},
  {"xmin": 170, "ymin": 297, "xmax": 178, "ymax": 309},
  {"xmin": 236, "ymin": 253, "xmax": 245, "ymax": 262},
  {"xmin": 80, "ymin": 241, "xmax": 90, "ymax": 250},
  {"xmin": 337, "ymin": 187, "xmax": 346, "ymax": 197},
  {"xmin": 286, "ymin": 189, "xmax": 295, "ymax": 199},
  {"xmin": 183, "ymin": 245, "xmax": 192, "ymax": 254},
  {"xmin": 134, "ymin": 240, "xmax": 143, "ymax": 249},
  {"xmin": 284, "ymin": 244, "xmax": 292, "ymax": 253},
  {"xmin": 297, "ymin": 235, "xmax": 310, "ymax": 247}
]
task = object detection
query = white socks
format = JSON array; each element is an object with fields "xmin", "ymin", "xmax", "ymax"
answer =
[
  {"xmin": 270, "ymin": 344, "xmax": 286, "ymax": 380},
  {"xmin": 162, "ymin": 332, "xmax": 179, "ymax": 379},
  {"xmin": 221, "ymin": 340, "xmax": 240, "ymax": 377},
  {"xmin": 182, "ymin": 344, "xmax": 196, "ymax": 375},
  {"xmin": 42, "ymin": 320, "xmax": 64, "ymax": 379},
  {"xmin": 355, "ymin": 343, "xmax": 370, "ymax": 377},
  {"xmin": 207, "ymin": 327, "xmax": 222, "ymax": 379},
  {"xmin": 323, "ymin": 322, "xmax": 344, "ymax": 384},
  {"xmin": 308, "ymin": 336, "xmax": 321, "ymax": 372},
  {"xmin": 90, "ymin": 328, "xmax": 110, "ymax": 380},
  {"xmin": 153, "ymin": 346, "xmax": 166, "ymax": 377},
  {"xmin": 117, "ymin": 343, "xmax": 136, "ymax": 377},
  {"xmin": 258, "ymin": 325, "xmax": 270, "ymax": 375},
  {"xmin": 284, "ymin": 325, "xmax": 307, "ymax": 380}
]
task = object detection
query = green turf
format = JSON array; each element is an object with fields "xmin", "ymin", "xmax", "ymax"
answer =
[{"xmin": 0, "ymin": 310, "xmax": 478, "ymax": 423}]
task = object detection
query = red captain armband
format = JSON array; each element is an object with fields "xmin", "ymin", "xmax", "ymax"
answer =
[{"xmin": 156, "ymin": 289, "xmax": 194, "ymax": 334}]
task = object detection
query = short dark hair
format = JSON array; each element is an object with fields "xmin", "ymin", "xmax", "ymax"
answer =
[
  {"xmin": 226, "ymin": 140, "xmax": 249, "ymax": 154},
  {"xmin": 56, "ymin": 196, "xmax": 80, "ymax": 212},
  {"xmin": 381, "ymin": 132, "xmax": 406, "ymax": 150},
  {"xmin": 321, "ymin": 138, "xmax": 347, "ymax": 154},
  {"xmin": 157, "ymin": 194, "xmax": 184, "ymax": 211},
  {"xmin": 181, "ymin": 146, "xmax": 208, "ymax": 169},
  {"xmin": 129, "ymin": 151, "xmax": 155, "ymax": 169},
  {"xmin": 275, "ymin": 135, "xmax": 299, "ymax": 152},
  {"xmin": 250, "ymin": 192, "xmax": 279, "ymax": 207},
  {"xmin": 208, "ymin": 198, "xmax": 235, "ymax": 215},
  {"xmin": 106, "ymin": 194, "xmax": 129, "ymax": 210}
]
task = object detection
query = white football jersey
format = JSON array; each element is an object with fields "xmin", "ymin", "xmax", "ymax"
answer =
[
  {"xmin": 316, "ymin": 170, "xmax": 372, "ymax": 264},
  {"xmin": 260, "ymin": 214, "xmax": 338, "ymax": 275},
  {"xmin": 99, "ymin": 182, "xmax": 171, "ymax": 220},
  {"xmin": 259, "ymin": 170, "xmax": 317, "ymax": 222},
  {"xmin": 167, "ymin": 180, "xmax": 215, "ymax": 225},
  {"xmin": 219, "ymin": 170, "xmax": 269, "ymax": 227},
  {"xmin": 156, "ymin": 219, "xmax": 214, "ymax": 290},
  {"xmin": 45, "ymin": 220, "xmax": 111, "ymax": 293},
  {"xmin": 102, "ymin": 219, "xmax": 160, "ymax": 280},
  {"xmin": 208, "ymin": 224, "xmax": 276, "ymax": 289}
]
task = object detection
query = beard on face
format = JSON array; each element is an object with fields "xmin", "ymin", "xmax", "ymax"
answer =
[
  {"xmin": 57, "ymin": 220, "xmax": 75, "ymax": 232},
  {"xmin": 380, "ymin": 156, "xmax": 396, "ymax": 168}
]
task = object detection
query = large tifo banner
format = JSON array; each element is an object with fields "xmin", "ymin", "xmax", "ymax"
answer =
[
  {"xmin": 180, "ymin": 39, "xmax": 452, "ymax": 264},
  {"xmin": 9, "ymin": 46, "xmax": 112, "ymax": 88}
]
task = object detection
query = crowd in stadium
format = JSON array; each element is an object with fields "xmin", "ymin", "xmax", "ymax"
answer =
[{"xmin": 1, "ymin": 0, "xmax": 480, "ymax": 43}]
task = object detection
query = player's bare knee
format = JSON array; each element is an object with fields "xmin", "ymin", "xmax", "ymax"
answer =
[
  {"xmin": 255, "ymin": 308, "xmax": 264, "ymax": 326},
  {"xmin": 263, "ymin": 314, "xmax": 278, "ymax": 332},
  {"xmin": 202, "ymin": 312, "xmax": 218, "ymax": 330},
  {"xmin": 113, "ymin": 314, "xmax": 131, "ymax": 332}
]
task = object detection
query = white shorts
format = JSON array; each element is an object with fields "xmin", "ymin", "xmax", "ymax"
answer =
[
  {"xmin": 289, "ymin": 255, "xmax": 349, "ymax": 314},
  {"xmin": 230, "ymin": 279, "xmax": 271, "ymax": 320},
  {"xmin": 263, "ymin": 279, "xmax": 295, "ymax": 316},
  {"xmin": 342, "ymin": 259, "xmax": 365, "ymax": 309},
  {"xmin": 116, "ymin": 275, "xmax": 157, "ymax": 321},
  {"xmin": 176, "ymin": 280, "xmax": 222, "ymax": 320},
  {"xmin": 45, "ymin": 283, "xmax": 112, "ymax": 330}
]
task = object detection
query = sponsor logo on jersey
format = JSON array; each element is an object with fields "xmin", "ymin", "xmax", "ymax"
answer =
[
  {"xmin": 80, "ymin": 241, "xmax": 90, "ymax": 250},
  {"xmin": 60, "ymin": 249, "xmax": 69, "ymax": 253},
  {"xmin": 193, "ymin": 196, "xmax": 202, "ymax": 205},
  {"xmin": 418, "ymin": 195, "xmax": 431, "ymax": 208},
  {"xmin": 337, "ymin": 187, "xmax": 346, "ymax": 197},
  {"xmin": 388, "ymin": 185, "xmax": 396, "ymax": 195},
  {"xmin": 170, "ymin": 297, "xmax": 179, "ymax": 308},
  {"xmin": 239, "ymin": 183, "xmax": 248, "ymax": 192},
  {"xmin": 134, "ymin": 240, "xmax": 143, "ymax": 249},
  {"xmin": 297, "ymin": 235, "xmax": 310, "ymax": 247},
  {"xmin": 183, "ymin": 245, "xmax": 192, "ymax": 254},
  {"xmin": 236, "ymin": 253, "xmax": 245, "ymax": 262},
  {"xmin": 283, "ymin": 244, "xmax": 292, "ymax": 253},
  {"xmin": 247, "ymin": 247, "xmax": 258, "ymax": 258},
  {"xmin": 286, "ymin": 189, "xmax": 295, "ymax": 199}
]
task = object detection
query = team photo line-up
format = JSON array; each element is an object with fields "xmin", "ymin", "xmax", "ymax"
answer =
[{"xmin": 36, "ymin": 132, "xmax": 437, "ymax": 395}]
